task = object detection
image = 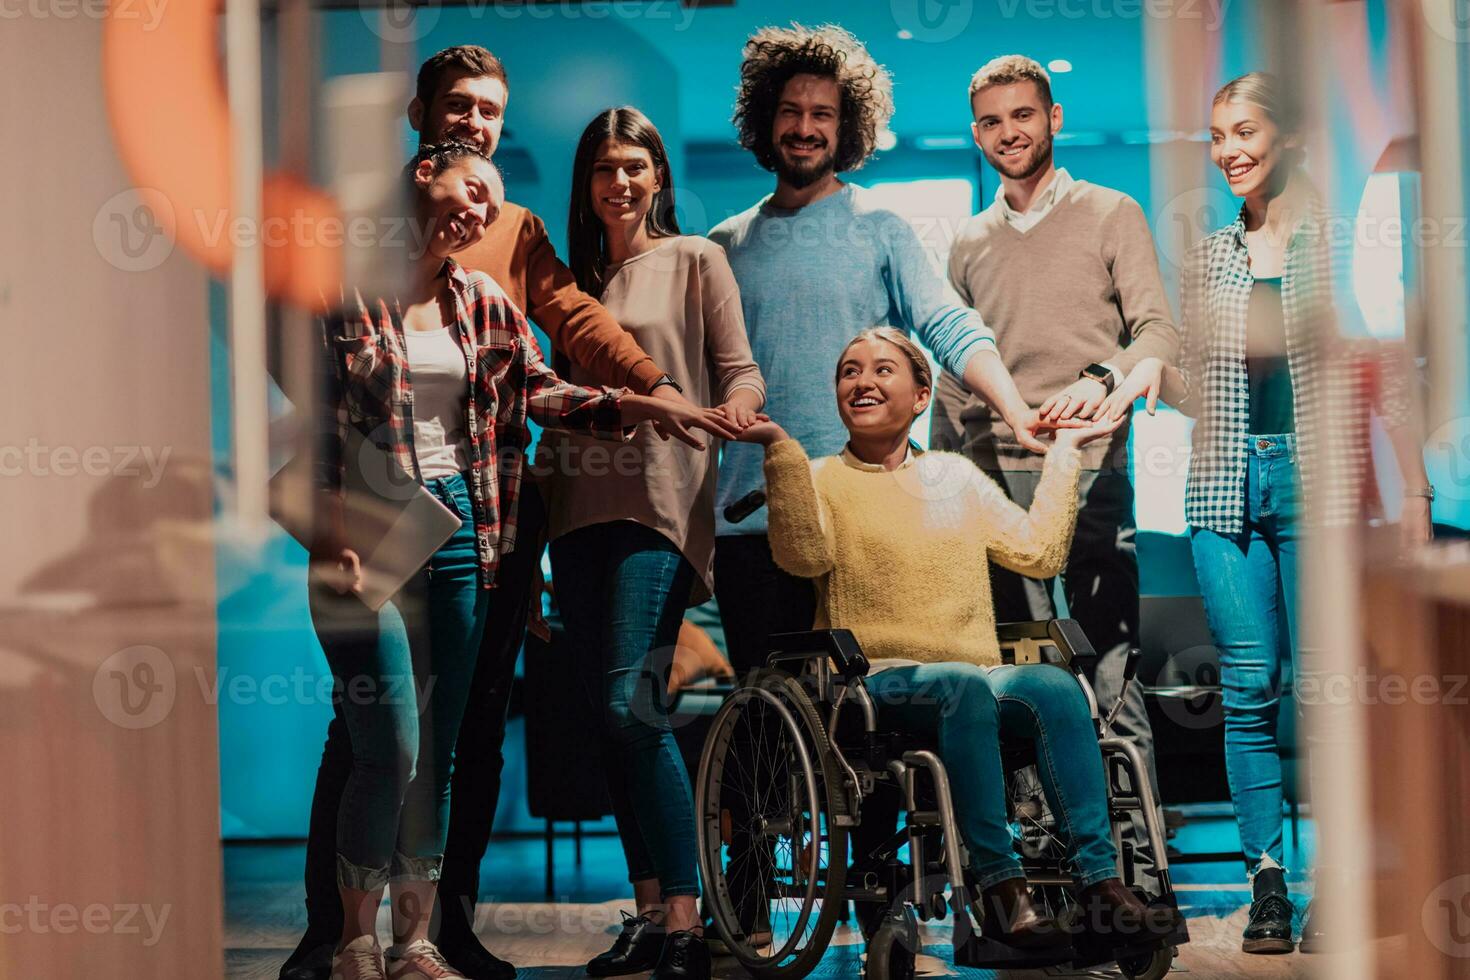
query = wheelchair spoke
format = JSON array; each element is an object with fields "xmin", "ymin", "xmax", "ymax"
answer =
[{"xmin": 695, "ymin": 672, "xmax": 847, "ymax": 977}]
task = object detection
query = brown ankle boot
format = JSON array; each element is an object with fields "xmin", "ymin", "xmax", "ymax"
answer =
[
  {"xmin": 1077, "ymin": 879, "xmax": 1180, "ymax": 943},
  {"xmin": 978, "ymin": 877, "xmax": 1068, "ymax": 949}
]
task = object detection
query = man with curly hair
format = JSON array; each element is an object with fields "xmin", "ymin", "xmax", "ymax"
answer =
[{"xmin": 710, "ymin": 24, "xmax": 1047, "ymax": 683}]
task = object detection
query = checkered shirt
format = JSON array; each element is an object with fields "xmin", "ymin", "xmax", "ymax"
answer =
[
  {"xmin": 1175, "ymin": 199, "xmax": 1412, "ymax": 533},
  {"xmin": 317, "ymin": 258, "xmax": 631, "ymax": 587}
]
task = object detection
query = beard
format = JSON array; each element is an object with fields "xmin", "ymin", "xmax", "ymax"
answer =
[
  {"xmin": 773, "ymin": 138, "xmax": 837, "ymax": 189},
  {"xmin": 984, "ymin": 129, "xmax": 1053, "ymax": 181}
]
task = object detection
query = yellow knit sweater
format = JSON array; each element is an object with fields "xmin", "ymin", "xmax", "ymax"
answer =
[{"xmin": 763, "ymin": 439, "xmax": 1082, "ymax": 667}]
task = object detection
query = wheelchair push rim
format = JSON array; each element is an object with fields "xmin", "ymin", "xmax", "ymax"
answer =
[{"xmin": 695, "ymin": 669, "xmax": 849, "ymax": 978}]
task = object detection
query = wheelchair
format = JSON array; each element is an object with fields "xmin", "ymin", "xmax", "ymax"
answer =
[{"xmin": 693, "ymin": 619, "xmax": 1189, "ymax": 980}]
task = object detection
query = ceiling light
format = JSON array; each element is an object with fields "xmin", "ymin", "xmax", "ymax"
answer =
[{"xmin": 1047, "ymin": 59, "xmax": 1073, "ymax": 73}]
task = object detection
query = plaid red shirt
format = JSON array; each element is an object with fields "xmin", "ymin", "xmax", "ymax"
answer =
[{"xmin": 318, "ymin": 257, "xmax": 631, "ymax": 587}]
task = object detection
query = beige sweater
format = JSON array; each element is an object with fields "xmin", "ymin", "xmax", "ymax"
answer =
[
  {"xmin": 933, "ymin": 180, "xmax": 1178, "ymax": 471},
  {"xmin": 545, "ymin": 236, "xmax": 764, "ymax": 604},
  {"xmin": 763, "ymin": 439, "xmax": 1082, "ymax": 666}
]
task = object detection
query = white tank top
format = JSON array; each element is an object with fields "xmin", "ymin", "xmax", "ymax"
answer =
[{"xmin": 404, "ymin": 327, "xmax": 470, "ymax": 480}]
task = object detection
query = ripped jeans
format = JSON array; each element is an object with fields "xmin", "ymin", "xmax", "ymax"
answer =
[{"xmin": 308, "ymin": 471, "xmax": 490, "ymax": 890}]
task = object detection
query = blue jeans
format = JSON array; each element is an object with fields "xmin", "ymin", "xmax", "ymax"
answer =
[
  {"xmin": 867, "ymin": 661, "xmax": 1119, "ymax": 889},
  {"xmin": 551, "ymin": 520, "xmax": 701, "ymax": 897},
  {"xmin": 309, "ymin": 471, "xmax": 490, "ymax": 890},
  {"xmin": 1190, "ymin": 434, "xmax": 1301, "ymax": 875}
]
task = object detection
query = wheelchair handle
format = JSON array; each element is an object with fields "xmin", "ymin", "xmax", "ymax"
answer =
[
  {"xmin": 1102, "ymin": 647, "xmax": 1144, "ymax": 735},
  {"xmin": 722, "ymin": 489, "xmax": 766, "ymax": 525}
]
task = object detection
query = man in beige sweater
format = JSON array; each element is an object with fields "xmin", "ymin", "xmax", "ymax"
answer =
[{"xmin": 930, "ymin": 55, "xmax": 1179, "ymax": 891}]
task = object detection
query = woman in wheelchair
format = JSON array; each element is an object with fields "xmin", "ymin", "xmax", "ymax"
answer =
[{"xmin": 736, "ymin": 327, "xmax": 1170, "ymax": 949}]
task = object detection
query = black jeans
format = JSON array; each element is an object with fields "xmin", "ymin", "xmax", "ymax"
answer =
[
  {"xmin": 300, "ymin": 483, "xmax": 545, "ymax": 942},
  {"xmin": 711, "ymin": 533, "xmax": 818, "ymax": 930},
  {"xmin": 712, "ymin": 533, "xmax": 818, "ymax": 676}
]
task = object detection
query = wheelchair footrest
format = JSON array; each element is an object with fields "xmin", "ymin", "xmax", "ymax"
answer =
[
  {"xmin": 1066, "ymin": 893, "xmax": 1190, "ymax": 969},
  {"xmin": 952, "ymin": 932, "xmax": 1075, "ymax": 969}
]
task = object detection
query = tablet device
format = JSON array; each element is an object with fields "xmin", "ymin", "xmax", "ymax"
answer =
[{"xmin": 271, "ymin": 429, "xmax": 464, "ymax": 611}]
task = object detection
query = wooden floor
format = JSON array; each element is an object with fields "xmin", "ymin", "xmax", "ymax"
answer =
[{"xmin": 225, "ymin": 808, "xmax": 1346, "ymax": 978}]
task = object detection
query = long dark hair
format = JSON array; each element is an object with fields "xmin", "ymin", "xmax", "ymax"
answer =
[{"xmin": 567, "ymin": 107, "xmax": 680, "ymax": 297}]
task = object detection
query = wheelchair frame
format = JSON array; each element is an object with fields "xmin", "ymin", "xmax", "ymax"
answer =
[{"xmin": 694, "ymin": 619, "xmax": 1189, "ymax": 980}]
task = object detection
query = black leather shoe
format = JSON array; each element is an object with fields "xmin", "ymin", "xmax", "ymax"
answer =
[
  {"xmin": 586, "ymin": 912, "xmax": 666, "ymax": 977},
  {"xmin": 439, "ymin": 934, "xmax": 517, "ymax": 980},
  {"xmin": 1297, "ymin": 899, "xmax": 1324, "ymax": 954},
  {"xmin": 277, "ymin": 932, "xmax": 334, "ymax": 980},
  {"xmin": 1242, "ymin": 867, "xmax": 1295, "ymax": 954},
  {"xmin": 650, "ymin": 930, "xmax": 711, "ymax": 980}
]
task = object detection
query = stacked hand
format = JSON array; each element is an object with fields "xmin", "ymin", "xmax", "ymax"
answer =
[
  {"xmin": 1037, "ymin": 358, "xmax": 1166, "ymax": 426},
  {"xmin": 633, "ymin": 387, "xmax": 770, "ymax": 448}
]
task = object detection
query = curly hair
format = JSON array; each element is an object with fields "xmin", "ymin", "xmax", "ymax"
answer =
[{"xmin": 733, "ymin": 24, "xmax": 894, "ymax": 175}]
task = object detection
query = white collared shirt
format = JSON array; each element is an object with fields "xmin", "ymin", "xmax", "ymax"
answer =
[
  {"xmin": 995, "ymin": 168, "xmax": 1073, "ymax": 233},
  {"xmin": 840, "ymin": 443, "xmax": 917, "ymax": 471}
]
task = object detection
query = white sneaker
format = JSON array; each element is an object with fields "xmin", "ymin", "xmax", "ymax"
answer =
[
  {"xmin": 331, "ymin": 934, "xmax": 387, "ymax": 980},
  {"xmin": 385, "ymin": 939, "xmax": 467, "ymax": 979}
]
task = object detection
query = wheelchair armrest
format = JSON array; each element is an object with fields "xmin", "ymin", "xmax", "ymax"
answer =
[
  {"xmin": 996, "ymin": 619, "xmax": 1098, "ymax": 669},
  {"xmin": 766, "ymin": 629, "xmax": 871, "ymax": 679}
]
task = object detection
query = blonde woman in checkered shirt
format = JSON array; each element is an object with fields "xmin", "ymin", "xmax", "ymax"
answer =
[{"xmin": 1162, "ymin": 73, "xmax": 1433, "ymax": 956}]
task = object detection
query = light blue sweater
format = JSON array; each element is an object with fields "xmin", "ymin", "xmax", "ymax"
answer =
[{"xmin": 709, "ymin": 183, "xmax": 997, "ymax": 536}]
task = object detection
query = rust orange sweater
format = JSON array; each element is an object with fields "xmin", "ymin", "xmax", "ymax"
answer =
[{"xmin": 457, "ymin": 201, "xmax": 663, "ymax": 393}]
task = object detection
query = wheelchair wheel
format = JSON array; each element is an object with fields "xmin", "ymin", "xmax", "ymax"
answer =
[
  {"xmin": 1118, "ymin": 945, "xmax": 1174, "ymax": 980},
  {"xmin": 696, "ymin": 669, "xmax": 849, "ymax": 979},
  {"xmin": 862, "ymin": 906, "xmax": 918, "ymax": 980}
]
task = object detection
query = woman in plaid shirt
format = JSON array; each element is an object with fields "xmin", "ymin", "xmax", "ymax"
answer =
[
  {"xmin": 311, "ymin": 140, "xmax": 739, "ymax": 980},
  {"xmin": 1165, "ymin": 73, "xmax": 1432, "ymax": 956}
]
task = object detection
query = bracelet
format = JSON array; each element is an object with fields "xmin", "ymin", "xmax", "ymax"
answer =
[{"xmin": 1405, "ymin": 486, "xmax": 1435, "ymax": 501}]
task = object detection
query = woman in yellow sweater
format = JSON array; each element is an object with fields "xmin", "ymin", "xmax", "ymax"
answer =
[{"xmin": 738, "ymin": 327, "xmax": 1165, "ymax": 946}]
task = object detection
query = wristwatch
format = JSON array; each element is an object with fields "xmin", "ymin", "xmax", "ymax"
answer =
[
  {"xmin": 649, "ymin": 374, "xmax": 684, "ymax": 395},
  {"xmin": 1079, "ymin": 363, "xmax": 1117, "ymax": 395},
  {"xmin": 1405, "ymin": 485, "xmax": 1436, "ymax": 502}
]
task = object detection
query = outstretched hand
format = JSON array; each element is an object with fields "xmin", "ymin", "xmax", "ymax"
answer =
[{"xmin": 1050, "ymin": 411, "xmax": 1126, "ymax": 451}]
